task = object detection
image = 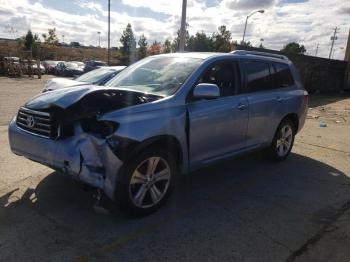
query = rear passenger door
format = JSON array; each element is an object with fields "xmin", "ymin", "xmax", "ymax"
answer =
[{"xmin": 240, "ymin": 60, "xmax": 285, "ymax": 147}]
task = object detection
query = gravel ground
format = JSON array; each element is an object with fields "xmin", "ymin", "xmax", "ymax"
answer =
[{"xmin": 0, "ymin": 76, "xmax": 350, "ymax": 262}]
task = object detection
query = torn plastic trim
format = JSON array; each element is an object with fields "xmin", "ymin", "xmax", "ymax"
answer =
[{"xmin": 75, "ymin": 131, "xmax": 125, "ymax": 200}]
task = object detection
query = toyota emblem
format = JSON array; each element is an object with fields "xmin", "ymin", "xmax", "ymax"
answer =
[{"xmin": 26, "ymin": 115, "xmax": 35, "ymax": 128}]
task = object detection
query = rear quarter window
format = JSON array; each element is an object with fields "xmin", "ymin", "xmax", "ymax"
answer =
[
  {"xmin": 242, "ymin": 60, "xmax": 272, "ymax": 92},
  {"xmin": 272, "ymin": 62, "xmax": 294, "ymax": 88}
]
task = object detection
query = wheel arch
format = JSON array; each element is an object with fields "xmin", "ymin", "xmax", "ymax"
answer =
[
  {"xmin": 280, "ymin": 113, "xmax": 299, "ymax": 132},
  {"xmin": 118, "ymin": 135, "xmax": 184, "ymax": 172}
]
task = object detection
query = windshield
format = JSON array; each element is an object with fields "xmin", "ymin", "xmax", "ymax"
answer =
[
  {"xmin": 75, "ymin": 68, "xmax": 115, "ymax": 83},
  {"xmin": 106, "ymin": 56, "xmax": 202, "ymax": 96}
]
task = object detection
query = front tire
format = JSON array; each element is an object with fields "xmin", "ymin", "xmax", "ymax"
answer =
[
  {"xmin": 268, "ymin": 119, "xmax": 295, "ymax": 161},
  {"xmin": 115, "ymin": 148, "xmax": 176, "ymax": 216}
]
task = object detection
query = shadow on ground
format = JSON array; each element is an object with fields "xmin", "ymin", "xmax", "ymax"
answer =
[
  {"xmin": 308, "ymin": 93, "xmax": 350, "ymax": 108},
  {"xmin": 1, "ymin": 153, "xmax": 350, "ymax": 261}
]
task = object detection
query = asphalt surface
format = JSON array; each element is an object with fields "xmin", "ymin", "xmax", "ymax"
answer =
[{"xmin": 0, "ymin": 76, "xmax": 350, "ymax": 261}]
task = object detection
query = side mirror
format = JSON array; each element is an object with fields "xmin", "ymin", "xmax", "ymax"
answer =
[{"xmin": 193, "ymin": 83, "xmax": 220, "ymax": 100}]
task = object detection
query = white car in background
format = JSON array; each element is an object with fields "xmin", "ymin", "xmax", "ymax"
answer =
[{"xmin": 43, "ymin": 66, "xmax": 126, "ymax": 92}]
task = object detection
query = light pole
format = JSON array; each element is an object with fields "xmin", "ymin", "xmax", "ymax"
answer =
[
  {"xmin": 97, "ymin": 31, "xmax": 101, "ymax": 47},
  {"xmin": 259, "ymin": 38, "xmax": 264, "ymax": 48},
  {"xmin": 242, "ymin": 9, "xmax": 265, "ymax": 44},
  {"xmin": 179, "ymin": 0, "xmax": 187, "ymax": 52}
]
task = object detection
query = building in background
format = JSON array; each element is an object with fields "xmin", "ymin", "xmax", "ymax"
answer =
[{"xmin": 345, "ymin": 28, "xmax": 350, "ymax": 61}]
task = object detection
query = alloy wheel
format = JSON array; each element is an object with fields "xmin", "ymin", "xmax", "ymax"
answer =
[
  {"xmin": 276, "ymin": 124, "xmax": 293, "ymax": 157},
  {"xmin": 129, "ymin": 157, "xmax": 171, "ymax": 208}
]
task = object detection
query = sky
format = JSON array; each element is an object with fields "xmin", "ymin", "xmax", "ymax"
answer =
[{"xmin": 0, "ymin": 0, "xmax": 349, "ymax": 59}]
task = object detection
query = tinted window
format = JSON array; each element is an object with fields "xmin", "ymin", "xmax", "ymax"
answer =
[
  {"xmin": 198, "ymin": 61, "xmax": 238, "ymax": 97},
  {"xmin": 272, "ymin": 62, "xmax": 294, "ymax": 88},
  {"xmin": 242, "ymin": 60, "xmax": 271, "ymax": 92}
]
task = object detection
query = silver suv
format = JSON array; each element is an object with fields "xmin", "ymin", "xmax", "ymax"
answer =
[{"xmin": 9, "ymin": 51, "xmax": 308, "ymax": 215}]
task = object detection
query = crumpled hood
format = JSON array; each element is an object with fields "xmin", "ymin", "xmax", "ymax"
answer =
[
  {"xmin": 24, "ymin": 85, "xmax": 162, "ymax": 121},
  {"xmin": 44, "ymin": 78, "xmax": 86, "ymax": 91},
  {"xmin": 26, "ymin": 85, "xmax": 102, "ymax": 110}
]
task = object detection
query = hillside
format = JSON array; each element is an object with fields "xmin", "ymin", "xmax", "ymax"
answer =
[{"xmin": 0, "ymin": 39, "xmax": 121, "ymax": 64}]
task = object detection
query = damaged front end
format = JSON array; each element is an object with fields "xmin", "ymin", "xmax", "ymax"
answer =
[{"xmin": 9, "ymin": 85, "xmax": 162, "ymax": 199}]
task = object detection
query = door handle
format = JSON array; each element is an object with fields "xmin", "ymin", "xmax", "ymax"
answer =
[
  {"xmin": 276, "ymin": 97, "xmax": 284, "ymax": 103},
  {"xmin": 237, "ymin": 103, "xmax": 246, "ymax": 110}
]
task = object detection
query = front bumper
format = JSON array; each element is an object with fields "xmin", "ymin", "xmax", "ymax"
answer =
[{"xmin": 8, "ymin": 118, "xmax": 123, "ymax": 199}]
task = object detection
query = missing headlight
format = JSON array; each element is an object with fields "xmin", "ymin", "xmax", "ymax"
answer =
[{"xmin": 81, "ymin": 118, "xmax": 119, "ymax": 138}]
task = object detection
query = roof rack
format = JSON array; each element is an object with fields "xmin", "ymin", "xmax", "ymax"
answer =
[{"xmin": 230, "ymin": 50, "xmax": 289, "ymax": 61}]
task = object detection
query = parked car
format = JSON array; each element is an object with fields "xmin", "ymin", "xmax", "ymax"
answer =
[
  {"xmin": 84, "ymin": 60, "xmax": 107, "ymax": 72},
  {"xmin": 54, "ymin": 61, "xmax": 84, "ymax": 77},
  {"xmin": 32, "ymin": 62, "xmax": 46, "ymax": 75},
  {"xmin": 9, "ymin": 51, "xmax": 308, "ymax": 216},
  {"xmin": 42, "ymin": 61, "xmax": 60, "ymax": 74},
  {"xmin": 72, "ymin": 61, "xmax": 85, "ymax": 71},
  {"xmin": 43, "ymin": 66, "xmax": 126, "ymax": 92}
]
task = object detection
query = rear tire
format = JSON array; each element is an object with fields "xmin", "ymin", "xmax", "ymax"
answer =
[
  {"xmin": 267, "ymin": 119, "xmax": 295, "ymax": 161},
  {"xmin": 114, "ymin": 147, "xmax": 176, "ymax": 216}
]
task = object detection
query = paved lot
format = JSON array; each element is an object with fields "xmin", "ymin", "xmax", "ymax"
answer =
[{"xmin": 0, "ymin": 76, "xmax": 350, "ymax": 261}]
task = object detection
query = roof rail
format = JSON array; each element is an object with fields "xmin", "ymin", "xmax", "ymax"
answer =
[{"xmin": 230, "ymin": 50, "xmax": 289, "ymax": 61}]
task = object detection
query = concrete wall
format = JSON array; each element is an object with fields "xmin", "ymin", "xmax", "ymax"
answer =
[{"xmin": 232, "ymin": 45, "xmax": 349, "ymax": 93}]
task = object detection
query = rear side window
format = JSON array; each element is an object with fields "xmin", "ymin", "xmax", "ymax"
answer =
[
  {"xmin": 242, "ymin": 60, "xmax": 271, "ymax": 92},
  {"xmin": 272, "ymin": 62, "xmax": 294, "ymax": 88}
]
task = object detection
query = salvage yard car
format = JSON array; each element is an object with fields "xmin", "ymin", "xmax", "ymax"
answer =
[
  {"xmin": 54, "ymin": 61, "xmax": 84, "ymax": 77},
  {"xmin": 8, "ymin": 51, "xmax": 308, "ymax": 215},
  {"xmin": 43, "ymin": 66, "xmax": 126, "ymax": 92}
]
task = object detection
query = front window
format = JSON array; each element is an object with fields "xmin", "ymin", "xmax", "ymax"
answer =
[
  {"xmin": 106, "ymin": 56, "xmax": 203, "ymax": 96},
  {"xmin": 75, "ymin": 68, "xmax": 115, "ymax": 83}
]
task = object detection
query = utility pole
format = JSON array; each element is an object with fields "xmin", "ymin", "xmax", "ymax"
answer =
[
  {"xmin": 329, "ymin": 27, "xmax": 339, "ymax": 59},
  {"xmin": 108, "ymin": 0, "xmax": 110, "ymax": 65},
  {"xmin": 315, "ymin": 43, "xmax": 319, "ymax": 56},
  {"xmin": 62, "ymin": 34, "xmax": 65, "ymax": 43},
  {"xmin": 179, "ymin": 0, "xmax": 187, "ymax": 52}
]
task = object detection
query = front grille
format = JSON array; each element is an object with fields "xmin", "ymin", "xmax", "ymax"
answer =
[{"xmin": 16, "ymin": 107, "xmax": 58, "ymax": 139}]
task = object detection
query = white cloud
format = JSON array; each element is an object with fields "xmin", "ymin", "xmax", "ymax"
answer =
[{"xmin": 0, "ymin": 0, "xmax": 348, "ymax": 59}]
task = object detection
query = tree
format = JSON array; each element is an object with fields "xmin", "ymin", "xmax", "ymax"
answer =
[
  {"xmin": 212, "ymin": 25, "xmax": 232, "ymax": 52},
  {"xmin": 281, "ymin": 42, "xmax": 306, "ymax": 55},
  {"xmin": 162, "ymin": 39, "xmax": 172, "ymax": 53},
  {"xmin": 148, "ymin": 41, "xmax": 162, "ymax": 55},
  {"xmin": 120, "ymin": 23, "xmax": 137, "ymax": 64},
  {"xmin": 24, "ymin": 30, "xmax": 34, "ymax": 50},
  {"xmin": 188, "ymin": 31, "xmax": 213, "ymax": 52},
  {"xmin": 240, "ymin": 40, "xmax": 252, "ymax": 47},
  {"xmin": 42, "ymin": 28, "xmax": 59, "ymax": 45},
  {"xmin": 22, "ymin": 30, "xmax": 40, "ymax": 58},
  {"xmin": 138, "ymin": 34, "xmax": 148, "ymax": 59},
  {"xmin": 172, "ymin": 29, "xmax": 190, "ymax": 52}
]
